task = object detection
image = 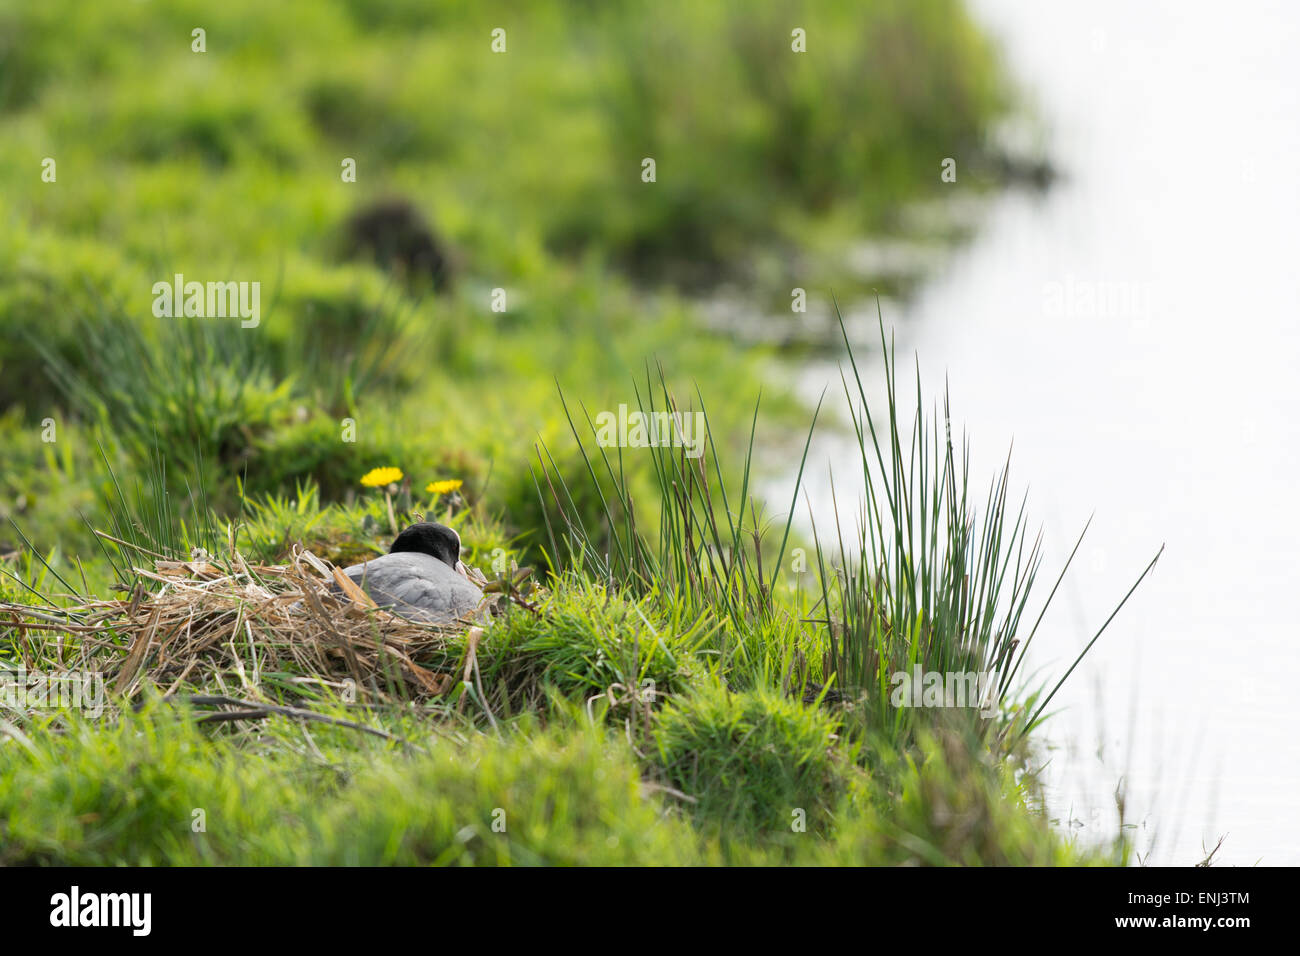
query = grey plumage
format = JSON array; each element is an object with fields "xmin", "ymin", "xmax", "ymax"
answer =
[
  {"xmin": 289, "ymin": 521, "xmax": 483, "ymax": 624},
  {"xmin": 340, "ymin": 550, "xmax": 482, "ymax": 624}
]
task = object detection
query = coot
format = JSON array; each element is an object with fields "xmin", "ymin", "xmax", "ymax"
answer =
[{"xmin": 339, "ymin": 522, "xmax": 483, "ymax": 624}]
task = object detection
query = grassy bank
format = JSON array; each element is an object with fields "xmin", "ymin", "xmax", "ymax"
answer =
[
  {"xmin": 0, "ymin": 316, "xmax": 1156, "ymax": 865},
  {"xmin": 0, "ymin": 1, "xmax": 1143, "ymax": 865}
]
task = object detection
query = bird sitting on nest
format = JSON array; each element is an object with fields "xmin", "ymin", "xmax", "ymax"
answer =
[{"xmin": 336, "ymin": 522, "xmax": 483, "ymax": 625}]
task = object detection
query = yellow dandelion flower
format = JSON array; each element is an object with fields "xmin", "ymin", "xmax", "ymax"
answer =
[
  {"xmin": 425, "ymin": 479, "xmax": 464, "ymax": 496},
  {"xmin": 360, "ymin": 466, "xmax": 404, "ymax": 488}
]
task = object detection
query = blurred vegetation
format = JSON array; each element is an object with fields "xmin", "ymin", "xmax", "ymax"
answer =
[
  {"xmin": 0, "ymin": 0, "xmax": 1009, "ymax": 555},
  {"xmin": 0, "ymin": 1, "xmax": 1116, "ymax": 868}
]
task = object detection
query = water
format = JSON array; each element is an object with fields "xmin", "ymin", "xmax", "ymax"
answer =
[{"xmin": 787, "ymin": 0, "xmax": 1300, "ymax": 864}]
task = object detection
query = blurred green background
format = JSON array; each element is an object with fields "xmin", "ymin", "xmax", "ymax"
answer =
[{"xmin": 0, "ymin": 0, "xmax": 1010, "ymax": 558}]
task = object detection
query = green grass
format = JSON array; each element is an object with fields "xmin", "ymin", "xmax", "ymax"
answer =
[
  {"xmin": 813, "ymin": 314, "xmax": 1163, "ymax": 748},
  {"xmin": 2, "ymin": 0, "xmax": 1013, "ymax": 557},
  {"xmin": 0, "ymin": 706, "xmax": 709, "ymax": 866},
  {"xmin": 478, "ymin": 573, "xmax": 711, "ymax": 723},
  {"xmin": 651, "ymin": 682, "xmax": 849, "ymax": 844},
  {"xmin": 535, "ymin": 310, "xmax": 1162, "ymax": 757},
  {"xmin": 0, "ymin": 0, "xmax": 1008, "ymax": 281},
  {"xmin": 0, "ymin": 311, "xmax": 1149, "ymax": 866},
  {"xmin": 0, "ymin": 704, "xmax": 1113, "ymax": 866},
  {"xmin": 0, "ymin": 1, "xmax": 1137, "ymax": 866}
]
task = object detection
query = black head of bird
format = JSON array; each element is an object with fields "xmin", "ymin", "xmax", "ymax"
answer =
[{"xmin": 389, "ymin": 522, "xmax": 469, "ymax": 577}]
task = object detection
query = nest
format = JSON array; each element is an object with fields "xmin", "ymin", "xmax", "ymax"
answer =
[{"xmin": 1, "ymin": 545, "xmax": 497, "ymax": 704}]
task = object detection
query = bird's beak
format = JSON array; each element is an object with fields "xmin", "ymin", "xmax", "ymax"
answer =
[{"xmin": 455, "ymin": 560, "xmax": 471, "ymax": 579}]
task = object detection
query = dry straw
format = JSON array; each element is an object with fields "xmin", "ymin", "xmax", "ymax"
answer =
[{"xmin": 2, "ymin": 545, "xmax": 494, "ymax": 706}]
